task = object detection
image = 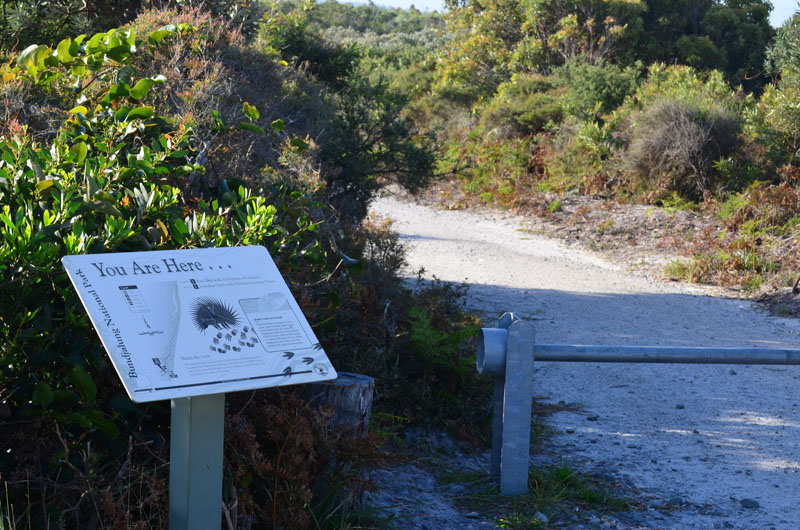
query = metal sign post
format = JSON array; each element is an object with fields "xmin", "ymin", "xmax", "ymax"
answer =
[
  {"xmin": 62, "ymin": 247, "xmax": 339, "ymax": 528},
  {"xmin": 169, "ymin": 394, "xmax": 225, "ymax": 530}
]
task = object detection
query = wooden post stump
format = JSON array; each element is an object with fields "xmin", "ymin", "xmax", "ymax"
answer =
[
  {"xmin": 307, "ymin": 372, "xmax": 374, "ymax": 436},
  {"xmin": 307, "ymin": 372, "xmax": 375, "ymax": 508}
]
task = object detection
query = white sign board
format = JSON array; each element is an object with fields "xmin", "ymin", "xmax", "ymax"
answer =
[{"xmin": 62, "ymin": 246, "xmax": 337, "ymax": 402}]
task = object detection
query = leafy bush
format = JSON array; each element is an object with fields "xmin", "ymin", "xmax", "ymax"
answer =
[
  {"xmin": 0, "ymin": 11, "xmax": 485, "ymax": 526},
  {"xmin": 0, "ymin": 20, "xmax": 374, "ymax": 528},
  {"xmin": 626, "ymin": 99, "xmax": 740, "ymax": 198},
  {"xmin": 555, "ymin": 58, "xmax": 641, "ymax": 120},
  {"xmin": 480, "ymin": 74, "xmax": 564, "ymax": 137},
  {"xmin": 257, "ymin": 0, "xmax": 361, "ymax": 87}
]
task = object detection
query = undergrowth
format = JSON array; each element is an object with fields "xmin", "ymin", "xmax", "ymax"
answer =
[{"xmin": 446, "ymin": 462, "xmax": 630, "ymax": 528}]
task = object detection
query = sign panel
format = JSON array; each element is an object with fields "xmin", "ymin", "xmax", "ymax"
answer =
[{"xmin": 62, "ymin": 246, "xmax": 337, "ymax": 402}]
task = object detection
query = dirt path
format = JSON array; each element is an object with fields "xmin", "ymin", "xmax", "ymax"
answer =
[{"xmin": 368, "ymin": 193, "xmax": 800, "ymax": 530}]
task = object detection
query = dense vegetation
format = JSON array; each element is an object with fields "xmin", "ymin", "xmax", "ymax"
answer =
[
  {"xmin": 0, "ymin": 3, "xmax": 480, "ymax": 528},
  {"xmin": 416, "ymin": 0, "xmax": 800, "ymax": 293},
  {"xmin": 4, "ymin": 0, "xmax": 800, "ymax": 527}
]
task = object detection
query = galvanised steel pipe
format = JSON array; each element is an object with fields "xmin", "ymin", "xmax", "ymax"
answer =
[{"xmin": 533, "ymin": 344, "xmax": 800, "ymax": 365}]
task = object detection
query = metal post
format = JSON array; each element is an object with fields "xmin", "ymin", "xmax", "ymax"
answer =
[
  {"xmin": 499, "ymin": 319, "xmax": 535, "ymax": 495},
  {"xmin": 169, "ymin": 393, "xmax": 225, "ymax": 530}
]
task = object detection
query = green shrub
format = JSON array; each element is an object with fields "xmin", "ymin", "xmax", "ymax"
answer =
[
  {"xmin": 676, "ymin": 35, "xmax": 726, "ymax": 71},
  {"xmin": 0, "ymin": 21, "xmax": 348, "ymax": 528},
  {"xmin": 480, "ymin": 74, "xmax": 564, "ymax": 137},
  {"xmin": 555, "ymin": 58, "xmax": 641, "ymax": 120}
]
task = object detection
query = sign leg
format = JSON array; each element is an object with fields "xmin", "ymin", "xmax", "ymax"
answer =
[{"xmin": 169, "ymin": 393, "xmax": 225, "ymax": 530}]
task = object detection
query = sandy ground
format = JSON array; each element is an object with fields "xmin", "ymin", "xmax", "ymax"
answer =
[{"xmin": 367, "ymin": 193, "xmax": 800, "ymax": 530}]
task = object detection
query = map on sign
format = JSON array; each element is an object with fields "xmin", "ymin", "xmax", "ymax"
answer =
[{"xmin": 62, "ymin": 246, "xmax": 337, "ymax": 402}]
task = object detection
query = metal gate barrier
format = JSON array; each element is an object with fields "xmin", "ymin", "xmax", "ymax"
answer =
[{"xmin": 476, "ymin": 313, "xmax": 800, "ymax": 495}]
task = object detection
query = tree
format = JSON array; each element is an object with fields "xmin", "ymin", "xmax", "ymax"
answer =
[
  {"xmin": 437, "ymin": 0, "xmax": 644, "ymax": 98},
  {"xmin": 701, "ymin": 0, "xmax": 774, "ymax": 89}
]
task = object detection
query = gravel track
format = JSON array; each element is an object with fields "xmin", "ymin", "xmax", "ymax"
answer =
[{"xmin": 368, "ymin": 193, "xmax": 800, "ymax": 530}]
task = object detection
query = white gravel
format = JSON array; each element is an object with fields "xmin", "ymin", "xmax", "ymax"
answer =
[{"xmin": 368, "ymin": 193, "xmax": 800, "ymax": 530}]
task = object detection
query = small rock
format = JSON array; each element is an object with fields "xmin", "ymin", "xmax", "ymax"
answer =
[
  {"xmin": 587, "ymin": 415, "xmax": 599, "ymax": 421},
  {"xmin": 724, "ymin": 522, "xmax": 734, "ymax": 529},
  {"xmin": 668, "ymin": 496, "xmax": 684, "ymax": 506},
  {"xmin": 730, "ymin": 370, "xmax": 737, "ymax": 375},
  {"xmin": 566, "ymin": 428, "xmax": 576, "ymax": 434},
  {"xmin": 534, "ymin": 511, "xmax": 549, "ymax": 523},
  {"xmin": 465, "ymin": 511, "xmax": 480, "ymax": 518},
  {"xmin": 740, "ymin": 498, "xmax": 760, "ymax": 509},
  {"xmin": 676, "ymin": 404, "xmax": 685, "ymax": 409}
]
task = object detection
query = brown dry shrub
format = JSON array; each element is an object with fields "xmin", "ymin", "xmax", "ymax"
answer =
[
  {"xmin": 3, "ymin": 388, "xmax": 374, "ymax": 529},
  {"xmin": 626, "ymin": 99, "xmax": 740, "ymax": 199},
  {"xmin": 5, "ymin": 419, "xmax": 170, "ymax": 529},
  {"xmin": 128, "ymin": 8, "xmax": 331, "ymax": 193},
  {"xmin": 0, "ymin": 77, "xmax": 64, "ymax": 141},
  {"xmin": 723, "ymin": 183, "xmax": 800, "ymax": 232},
  {"xmin": 224, "ymin": 388, "xmax": 382, "ymax": 529}
]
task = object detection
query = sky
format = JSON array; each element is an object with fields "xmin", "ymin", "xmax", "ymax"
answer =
[
  {"xmin": 343, "ymin": 0, "xmax": 799, "ymax": 27},
  {"xmin": 771, "ymin": 1, "xmax": 798, "ymax": 27}
]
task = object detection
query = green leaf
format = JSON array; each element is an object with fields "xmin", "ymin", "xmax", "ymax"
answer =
[
  {"xmin": 68, "ymin": 366, "xmax": 97, "ymax": 404},
  {"xmin": 16, "ymin": 44, "xmax": 49, "ymax": 71},
  {"xmin": 89, "ymin": 200, "xmax": 123, "ymax": 217},
  {"xmin": 84, "ymin": 410, "xmax": 120, "ymax": 438},
  {"xmin": 148, "ymin": 24, "xmax": 178, "ymax": 45},
  {"xmin": 36, "ymin": 180, "xmax": 56, "ymax": 194},
  {"xmin": 32, "ymin": 381, "xmax": 54, "ymax": 409},
  {"xmin": 85, "ymin": 32, "xmax": 106, "ymax": 54},
  {"xmin": 56, "ymin": 38, "xmax": 73, "ymax": 63},
  {"xmin": 290, "ymin": 137, "xmax": 309, "ymax": 153},
  {"xmin": 242, "ymin": 101, "xmax": 260, "ymax": 122},
  {"xmin": 103, "ymin": 83, "xmax": 130, "ymax": 104},
  {"xmin": 69, "ymin": 105, "xmax": 88, "ymax": 115},
  {"xmin": 70, "ymin": 142, "xmax": 88, "ymax": 164},
  {"xmin": 91, "ymin": 415, "xmax": 120, "ymax": 438},
  {"xmin": 123, "ymin": 28, "xmax": 136, "ymax": 47},
  {"xmin": 270, "ymin": 119, "xmax": 285, "ymax": 133},
  {"xmin": 117, "ymin": 65, "xmax": 134, "ymax": 85},
  {"xmin": 238, "ymin": 122, "xmax": 265, "ymax": 134},
  {"xmin": 105, "ymin": 45, "xmax": 131, "ymax": 63},
  {"xmin": 211, "ymin": 110, "xmax": 227, "ymax": 131},
  {"xmin": 126, "ymin": 107, "xmax": 155, "ymax": 120},
  {"xmin": 147, "ymin": 30, "xmax": 172, "ymax": 45},
  {"xmin": 130, "ymin": 75, "xmax": 166, "ymax": 100},
  {"xmin": 65, "ymin": 412, "xmax": 92, "ymax": 427},
  {"xmin": 114, "ymin": 106, "xmax": 132, "ymax": 121},
  {"xmin": 170, "ymin": 218, "xmax": 189, "ymax": 245}
]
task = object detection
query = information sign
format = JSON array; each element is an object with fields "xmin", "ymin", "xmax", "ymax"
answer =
[{"xmin": 62, "ymin": 246, "xmax": 337, "ymax": 402}]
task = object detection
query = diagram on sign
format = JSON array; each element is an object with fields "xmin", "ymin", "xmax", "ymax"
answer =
[{"xmin": 117, "ymin": 279, "xmax": 325, "ymax": 386}]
